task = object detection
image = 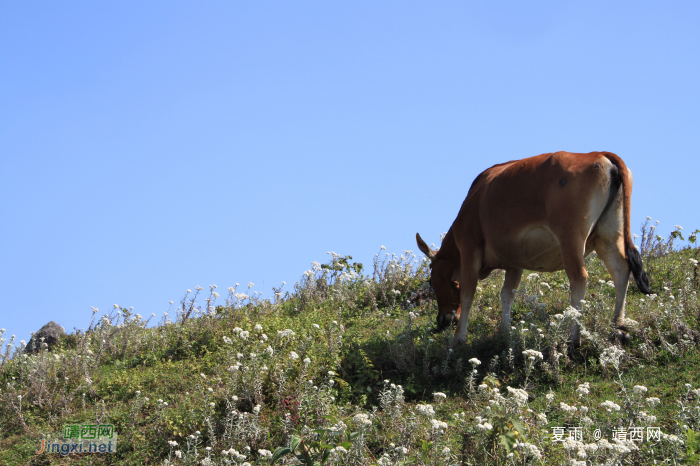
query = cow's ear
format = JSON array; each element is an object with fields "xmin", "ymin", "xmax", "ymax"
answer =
[
  {"xmin": 416, "ymin": 233, "xmax": 436, "ymax": 259},
  {"xmin": 452, "ymin": 281, "xmax": 460, "ymax": 290}
]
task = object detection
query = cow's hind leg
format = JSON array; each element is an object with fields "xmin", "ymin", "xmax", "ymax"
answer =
[
  {"xmin": 595, "ymin": 237, "xmax": 632, "ymax": 344},
  {"xmin": 500, "ymin": 268, "xmax": 524, "ymax": 335}
]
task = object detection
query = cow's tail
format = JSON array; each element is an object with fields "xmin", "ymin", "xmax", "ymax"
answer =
[{"xmin": 602, "ymin": 153, "xmax": 652, "ymax": 294}]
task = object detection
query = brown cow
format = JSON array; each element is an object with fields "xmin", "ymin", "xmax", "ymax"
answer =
[{"xmin": 416, "ymin": 151, "xmax": 650, "ymax": 347}]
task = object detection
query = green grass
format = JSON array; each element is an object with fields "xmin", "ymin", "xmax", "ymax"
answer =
[{"xmin": 0, "ymin": 242, "xmax": 699, "ymax": 465}]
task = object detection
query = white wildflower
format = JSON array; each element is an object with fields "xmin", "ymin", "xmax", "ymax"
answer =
[
  {"xmin": 353, "ymin": 413, "xmax": 372, "ymax": 427},
  {"xmin": 516, "ymin": 441, "xmax": 542, "ymax": 460},
  {"xmin": 645, "ymin": 397, "xmax": 661, "ymax": 408},
  {"xmin": 601, "ymin": 400, "xmax": 621, "ymax": 412},
  {"xmin": 633, "ymin": 385, "xmax": 648, "ymax": 394},
  {"xmin": 477, "ymin": 421, "xmax": 493, "ymax": 431},
  {"xmin": 415, "ymin": 404, "xmax": 435, "ymax": 417},
  {"xmin": 522, "ymin": 349, "xmax": 543, "ymax": 360},
  {"xmin": 507, "ymin": 386, "xmax": 529, "ymax": 407},
  {"xmin": 560, "ymin": 402, "xmax": 578, "ymax": 414},
  {"xmin": 431, "ymin": 419, "xmax": 448, "ymax": 431},
  {"xmin": 576, "ymin": 382, "xmax": 590, "ymax": 397}
]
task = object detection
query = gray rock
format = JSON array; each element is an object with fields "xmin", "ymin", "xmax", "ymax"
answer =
[{"xmin": 26, "ymin": 321, "xmax": 65, "ymax": 353}]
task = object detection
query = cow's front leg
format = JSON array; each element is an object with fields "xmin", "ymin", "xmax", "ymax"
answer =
[
  {"xmin": 499, "ymin": 268, "xmax": 524, "ymax": 336},
  {"xmin": 452, "ymin": 272, "xmax": 478, "ymax": 347}
]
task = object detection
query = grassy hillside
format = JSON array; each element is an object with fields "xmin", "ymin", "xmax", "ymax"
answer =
[{"xmin": 1, "ymin": 226, "xmax": 699, "ymax": 465}]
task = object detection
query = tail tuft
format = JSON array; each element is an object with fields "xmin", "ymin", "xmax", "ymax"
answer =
[{"xmin": 626, "ymin": 242, "xmax": 651, "ymax": 294}]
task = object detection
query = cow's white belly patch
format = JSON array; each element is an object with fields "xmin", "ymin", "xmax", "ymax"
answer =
[{"xmin": 485, "ymin": 227, "xmax": 565, "ymax": 271}]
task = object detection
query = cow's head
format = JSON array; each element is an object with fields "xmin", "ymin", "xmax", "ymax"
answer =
[{"xmin": 416, "ymin": 233, "xmax": 461, "ymax": 329}]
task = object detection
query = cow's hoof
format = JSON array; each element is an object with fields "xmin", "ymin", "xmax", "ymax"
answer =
[
  {"xmin": 568, "ymin": 338, "xmax": 581, "ymax": 351},
  {"xmin": 614, "ymin": 328, "xmax": 631, "ymax": 346},
  {"xmin": 451, "ymin": 336, "xmax": 466, "ymax": 347}
]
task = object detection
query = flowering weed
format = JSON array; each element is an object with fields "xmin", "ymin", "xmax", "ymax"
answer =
[{"xmin": 0, "ymin": 226, "xmax": 698, "ymax": 465}]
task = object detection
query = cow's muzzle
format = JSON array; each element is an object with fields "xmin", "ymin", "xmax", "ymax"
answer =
[{"xmin": 437, "ymin": 312, "xmax": 459, "ymax": 329}]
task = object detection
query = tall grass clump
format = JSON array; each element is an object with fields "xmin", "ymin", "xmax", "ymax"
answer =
[{"xmin": 0, "ymin": 219, "xmax": 698, "ymax": 465}]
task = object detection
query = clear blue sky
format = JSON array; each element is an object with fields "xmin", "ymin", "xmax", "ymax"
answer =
[{"xmin": 2, "ymin": 1, "xmax": 698, "ymax": 344}]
